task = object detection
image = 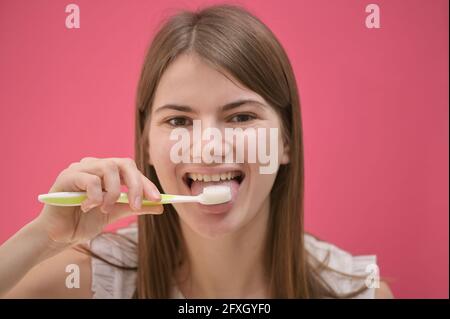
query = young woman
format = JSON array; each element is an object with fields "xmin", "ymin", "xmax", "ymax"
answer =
[{"xmin": 0, "ymin": 4, "xmax": 393, "ymax": 299}]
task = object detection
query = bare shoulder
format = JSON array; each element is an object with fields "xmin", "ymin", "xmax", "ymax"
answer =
[
  {"xmin": 4, "ymin": 246, "xmax": 93, "ymax": 298},
  {"xmin": 375, "ymin": 281, "xmax": 394, "ymax": 299}
]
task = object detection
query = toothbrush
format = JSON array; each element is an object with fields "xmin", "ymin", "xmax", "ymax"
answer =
[{"xmin": 38, "ymin": 185, "xmax": 232, "ymax": 207}]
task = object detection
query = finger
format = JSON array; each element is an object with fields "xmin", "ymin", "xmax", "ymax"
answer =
[
  {"xmin": 141, "ymin": 174, "xmax": 161, "ymax": 201},
  {"xmin": 79, "ymin": 157, "xmax": 98, "ymax": 164},
  {"xmin": 52, "ymin": 170, "xmax": 104, "ymax": 212},
  {"xmin": 108, "ymin": 203, "xmax": 164, "ymax": 223},
  {"xmin": 110, "ymin": 158, "xmax": 143, "ymax": 211},
  {"xmin": 72, "ymin": 159, "xmax": 122, "ymax": 214},
  {"xmin": 70, "ymin": 172, "xmax": 104, "ymax": 212},
  {"xmin": 99, "ymin": 160, "xmax": 121, "ymax": 213}
]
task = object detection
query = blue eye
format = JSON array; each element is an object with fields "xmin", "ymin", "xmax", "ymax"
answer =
[
  {"xmin": 229, "ymin": 114, "xmax": 255, "ymax": 123},
  {"xmin": 168, "ymin": 117, "xmax": 192, "ymax": 126}
]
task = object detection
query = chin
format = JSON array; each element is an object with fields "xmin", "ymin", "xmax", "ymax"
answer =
[{"xmin": 177, "ymin": 203, "xmax": 245, "ymax": 239}]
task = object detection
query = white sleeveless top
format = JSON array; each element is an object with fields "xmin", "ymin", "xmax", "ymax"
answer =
[{"xmin": 89, "ymin": 224, "xmax": 377, "ymax": 299}]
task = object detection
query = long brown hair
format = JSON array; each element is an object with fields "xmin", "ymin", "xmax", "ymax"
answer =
[{"xmin": 126, "ymin": 4, "xmax": 370, "ymax": 298}]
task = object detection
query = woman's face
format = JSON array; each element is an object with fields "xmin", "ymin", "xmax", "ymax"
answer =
[{"xmin": 148, "ymin": 53, "xmax": 289, "ymax": 238}]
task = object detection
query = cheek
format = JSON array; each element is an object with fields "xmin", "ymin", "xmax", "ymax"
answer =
[
  {"xmin": 148, "ymin": 128, "xmax": 178, "ymax": 190},
  {"xmin": 278, "ymin": 133, "xmax": 288, "ymax": 164},
  {"xmin": 249, "ymin": 164, "xmax": 277, "ymax": 199},
  {"xmin": 149, "ymin": 130, "xmax": 173, "ymax": 163}
]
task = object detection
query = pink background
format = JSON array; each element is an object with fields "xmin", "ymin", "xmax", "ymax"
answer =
[{"xmin": 0, "ymin": 0, "xmax": 448, "ymax": 298}]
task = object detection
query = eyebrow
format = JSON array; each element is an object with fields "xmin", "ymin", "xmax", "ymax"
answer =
[{"xmin": 154, "ymin": 99, "xmax": 267, "ymax": 114}]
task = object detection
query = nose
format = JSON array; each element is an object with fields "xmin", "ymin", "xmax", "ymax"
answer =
[{"xmin": 191, "ymin": 118, "xmax": 233, "ymax": 164}]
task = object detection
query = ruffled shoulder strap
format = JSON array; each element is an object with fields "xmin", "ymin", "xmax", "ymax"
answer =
[
  {"xmin": 89, "ymin": 224, "xmax": 138, "ymax": 299},
  {"xmin": 304, "ymin": 233, "xmax": 378, "ymax": 299},
  {"xmin": 89, "ymin": 227, "xmax": 378, "ymax": 299}
]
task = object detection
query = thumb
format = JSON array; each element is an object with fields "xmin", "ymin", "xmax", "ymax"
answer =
[{"xmin": 108, "ymin": 202, "xmax": 164, "ymax": 223}]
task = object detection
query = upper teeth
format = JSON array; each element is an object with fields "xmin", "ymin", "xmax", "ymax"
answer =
[{"xmin": 187, "ymin": 172, "xmax": 240, "ymax": 182}]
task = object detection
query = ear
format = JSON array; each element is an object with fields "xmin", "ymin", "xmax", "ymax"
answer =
[
  {"xmin": 143, "ymin": 120, "xmax": 154, "ymax": 166},
  {"xmin": 147, "ymin": 148, "xmax": 154, "ymax": 166},
  {"xmin": 146, "ymin": 141, "xmax": 154, "ymax": 166},
  {"xmin": 280, "ymin": 139, "xmax": 290, "ymax": 165}
]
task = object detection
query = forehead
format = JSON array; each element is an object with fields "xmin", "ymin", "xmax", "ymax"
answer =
[{"xmin": 153, "ymin": 53, "xmax": 264, "ymax": 109}]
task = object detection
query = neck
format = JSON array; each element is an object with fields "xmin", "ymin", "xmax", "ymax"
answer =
[{"xmin": 177, "ymin": 198, "xmax": 270, "ymax": 298}]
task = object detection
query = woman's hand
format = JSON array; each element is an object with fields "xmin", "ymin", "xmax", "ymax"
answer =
[
  {"xmin": 0, "ymin": 157, "xmax": 161, "ymax": 297},
  {"xmin": 32, "ymin": 157, "xmax": 163, "ymax": 246}
]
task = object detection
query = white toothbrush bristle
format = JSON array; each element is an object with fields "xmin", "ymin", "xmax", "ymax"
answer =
[{"xmin": 199, "ymin": 186, "xmax": 232, "ymax": 205}]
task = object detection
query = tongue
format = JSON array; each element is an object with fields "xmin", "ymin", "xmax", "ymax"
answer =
[{"xmin": 190, "ymin": 179, "xmax": 240, "ymax": 201}]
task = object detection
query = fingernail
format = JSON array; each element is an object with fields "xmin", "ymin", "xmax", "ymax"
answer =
[
  {"xmin": 81, "ymin": 204, "xmax": 89, "ymax": 213},
  {"xmin": 134, "ymin": 196, "xmax": 142, "ymax": 210},
  {"xmin": 152, "ymin": 190, "xmax": 161, "ymax": 201},
  {"xmin": 100, "ymin": 205, "xmax": 109, "ymax": 214},
  {"xmin": 81, "ymin": 201, "xmax": 94, "ymax": 213}
]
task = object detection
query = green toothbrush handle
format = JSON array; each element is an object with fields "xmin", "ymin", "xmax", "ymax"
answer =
[
  {"xmin": 117, "ymin": 193, "xmax": 176, "ymax": 206},
  {"xmin": 38, "ymin": 192, "xmax": 176, "ymax": 206}
]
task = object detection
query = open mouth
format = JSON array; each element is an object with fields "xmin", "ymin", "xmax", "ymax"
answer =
[
  {"xmin": 183, "ymin": 170, "xmax": 245, "ymax": 189},
  {"xmin": 182, "ymin": 169, "xmax": 245, "ymax": 203},
  {"xmin": 180, "ymin": 169, "xmax": 245, "ymax": 213}
]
